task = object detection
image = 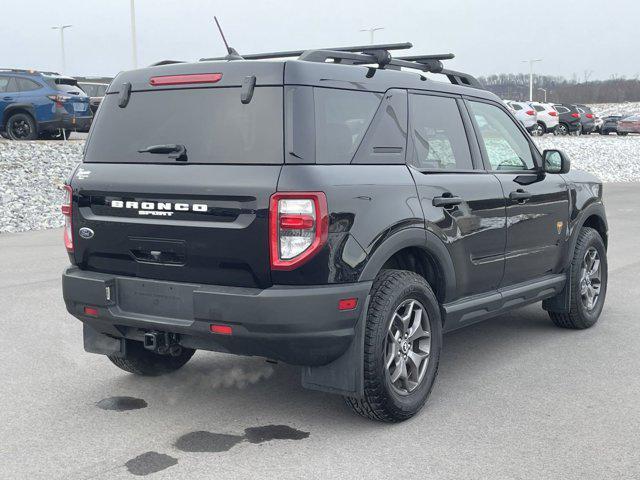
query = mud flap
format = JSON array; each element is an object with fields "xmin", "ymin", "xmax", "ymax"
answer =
[
  {"xmin": 83, "ymin": 324, "xmax": 126, "ymax": 357},
  {"xmin": 300, "ymin": 297, "xmax": 368, "ymax": 398},
  {"xmin": 542, "ymin": 269, "xmax": 571, "ymax": 313}
]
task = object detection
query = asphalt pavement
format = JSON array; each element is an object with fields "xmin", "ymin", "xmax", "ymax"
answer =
[{"xmin": 1, "ymin": 183, "xmax": 639, "ymax": 479}]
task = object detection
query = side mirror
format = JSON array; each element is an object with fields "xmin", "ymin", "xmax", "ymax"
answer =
[{"xmin": 543, "ymin": 149, "xmax": 571, "ymax": 174}]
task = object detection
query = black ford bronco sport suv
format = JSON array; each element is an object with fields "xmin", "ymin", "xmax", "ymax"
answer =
[{"xmin": 62, "ymin": 43, "xmax": 608, "ymax": 422}]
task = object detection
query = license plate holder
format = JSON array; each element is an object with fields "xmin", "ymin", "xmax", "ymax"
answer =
[
  {"xmin": 117, "ymin": 278, "xmax": 195, "ymax": 319},
  {"xmin": 73, "ymin": 102, "xmax": 86, "ymax": 112}
]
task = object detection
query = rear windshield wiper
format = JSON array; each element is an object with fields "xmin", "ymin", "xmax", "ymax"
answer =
[{"xmin": 138, "ymin": 144, "xmax": 188, "ymax": 161}]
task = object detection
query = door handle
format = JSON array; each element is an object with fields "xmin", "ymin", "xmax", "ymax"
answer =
[
  {"xmin": 2, "ymin": 97, "xmax": 13, "ymax": 101},
  {"xmin": 433, "ymin": 195, "xmax": 463, "ymax": 208},
  {"xmin": 510, "ymin": 189, "xmax": 532, "ymax": 202}
]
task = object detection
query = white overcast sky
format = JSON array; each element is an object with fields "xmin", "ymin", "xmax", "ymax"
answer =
[{"xmin": 2, "ymin": 0, "xmax": 638, "ymax": 80}]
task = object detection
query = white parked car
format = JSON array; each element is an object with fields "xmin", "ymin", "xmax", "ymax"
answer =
[
  {"xmin": 528, "ymin": 102, "xmax": 559, "ymax": 136},
  {"xmin": 504, "ymin": 100, "xmax": 537, "ymax": 133}
]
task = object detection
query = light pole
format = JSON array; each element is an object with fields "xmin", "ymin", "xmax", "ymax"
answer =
[
  {"xmin": 51, "ymin": 25, "xmax": 72, "ymax": 73},
  {"xmin": 522, "ymin": 58, "xmax": 542, "ymax": 102},
  {"xmin": 359, "ymin": 27, "xmax": 384, "ymax": 45},
  {"xmin": 130, "ymin": 0, "xmax": 138, "ymax": 68},
  {"xmin": 538, "ymin": 87, "xmax": 547, "ymax": 103}
]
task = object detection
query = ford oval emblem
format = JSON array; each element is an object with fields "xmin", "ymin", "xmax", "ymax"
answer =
[{"xmin": 79, "ymin": 227, "xmax": 94, "ymax": 239}]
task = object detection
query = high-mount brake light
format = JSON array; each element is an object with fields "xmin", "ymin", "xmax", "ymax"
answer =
[
  {"xmin": 269, "ymin": 192, "xmax": 328, "ymax": 271},
  {"xmin": 149, "ymin": 73, "xmax": 223, "ymax": 86},
  {"xmin": 61, "ymin": 185, "xmax": 73, "ymax": 252}
]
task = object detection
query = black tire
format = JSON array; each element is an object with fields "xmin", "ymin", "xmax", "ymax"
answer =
[
  {"xmin": 344, "ymin": 270, "xmax": 442, "ymax": 422},
  {"xmin": 6, "ymin": 112, "xmax": 38, "ymax": 140},
  {"xmin": 556, "ymin": 123, "xmax": 569, "ymax": 135},
  {"xmin": 599, "ymin": 129, "xmax": 609, "ymax": 135},
  {"xmin": 39, "ymin": 129, "xmax": 66, "ymax": 140},
  {"xmin": 108, "ymin": 340, "xmax": 196, "ymax": 376},
  {"xmin": 617, "ymin": 132, "xmax": 628, "ymax": 136},
  {"xmin": 548, "ymin": 227, "xmax": 607, "ymax": 329},
  {"xmin": 532, "ymin": 122, "xmax": 545, "ymax": 136},
  {"xmin": 0, "ymin": 130, "xmax": 9, "ymax": 139}
]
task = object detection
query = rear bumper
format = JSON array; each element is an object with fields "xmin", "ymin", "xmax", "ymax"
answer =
[
  {"xmin": 39, "ymin": 113, "xmax": 92, "ymax": 133},
  {"xmin": 62, "ymin": 267, "xmax": 372, "ymax": 366}
]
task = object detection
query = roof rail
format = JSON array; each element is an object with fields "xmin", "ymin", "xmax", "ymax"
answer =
[
  {"xmin": 0, "ymin": 68, "xmax": 62, "ymax": 76},
  {"xmin": 199, "ymin": 42, "xmax": 483, "ymax": 90}
]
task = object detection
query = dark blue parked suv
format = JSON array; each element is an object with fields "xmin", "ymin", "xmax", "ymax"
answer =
[{"xmin": 0, "ymin": 69, "xmax": 92, "ymax": 140}]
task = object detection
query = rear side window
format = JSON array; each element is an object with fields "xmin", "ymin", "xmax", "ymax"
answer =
[
  {"xmin": 511, "ymin": 103, "xmax": 523, "ymax": 111},
  {"xmin": 409, "ymin": 94, "xmax": 473, "ymax": 170},
  {"xmin": 314, "ymin": 88, "xmax": 381, "ymax": 164},
  {"xmin": 16, "ymin": 78, "xmax": 41, "ymax": 92},
  {"xmin": 533, "ymin": 105, "xmax": 545, "ymax": 112},
  {"xmin": 555, "ymin": 105, "xmax": 569, "ymax": 113},
  {"xmin": 0, "ymin": 76, "xmax": 9, "ymax": 92},
  {"xmin": 85, "ymin": 86, "xmax": 284, "ymax": 164}
]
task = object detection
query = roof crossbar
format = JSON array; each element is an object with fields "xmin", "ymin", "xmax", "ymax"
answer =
[{"xmin": 149, "ymin": 60, "xmax": 188, "ymax": 67}]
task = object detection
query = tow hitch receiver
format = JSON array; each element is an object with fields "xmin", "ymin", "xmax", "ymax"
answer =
[{"xmin": 143, "ymin": 331, "xmax": 183, "ymax": 356}]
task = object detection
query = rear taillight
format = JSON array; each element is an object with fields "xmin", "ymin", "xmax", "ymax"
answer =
[
  {"xmin": 586, "ymin": 113, "xmax": 594, "ymax": 119},
  {"xmin": 571, "ymin": 113, "xmax": 580, "ymax": 118},
  {"xmin": 549, "ymin": 111, "xmax": 558, "ymax": 117},
  {"xmin": 61, "ymin": 185, "xmax": 73, "ymax": 252},
  {"xmin": 525, "ymin": 110, "xmax": 535, "ymax": 116},
  {"xmin": 149, "ymin": 73, "xmax": 223, "ymax": 86},
  {"xmin": 47, "ymin": 94, "xmax": 70, "ymax": 108},
  {"xmin": 269, "ymin": 192, "xmax": 328, "ymax": 270}
]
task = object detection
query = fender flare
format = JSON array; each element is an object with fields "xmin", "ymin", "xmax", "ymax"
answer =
[
  {"xmin": 358, "ymin": 228, "xmax": 457, "ymax": 302},
  {"xmin": 2, "ymin": 103, "xmax": 38, "ymax": 128},
  {"xmin": 544, "ymin": 201, "xmax": 607, "ymax": 313}
]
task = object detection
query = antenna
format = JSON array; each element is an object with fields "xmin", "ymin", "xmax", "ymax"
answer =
[{"xmin": 213, "ymin": 16, "xmax": 243, "ymax": 60}]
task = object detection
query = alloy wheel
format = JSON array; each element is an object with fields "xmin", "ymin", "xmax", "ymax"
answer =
[
  {"xmin": 384, "ymin": 299, "xmax": 431, "ymax": 395},
  {"xmin": 9, "ymin": 119, "xmax": 32, "ymax": 140},
  {"xmin": 580, "ymin": 247, "xmax": 602, "ymax": 311}
]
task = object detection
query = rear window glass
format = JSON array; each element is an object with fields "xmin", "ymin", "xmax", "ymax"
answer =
[
  {"xmin": 314, "ymin": 88, "xmax": 381, "ymax": 164},
  {"xmin": 84, "ymin": 86, "xmax": 283, "ymax": 164}
]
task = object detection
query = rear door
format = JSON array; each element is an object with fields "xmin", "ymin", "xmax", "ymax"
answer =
[
  {"xmin": 408, "ymin": 92, "xmax": 506, "ymax": 299},
  {"xmin": 465, "ymin": 99, "xmax": 569, "ymax": 286},
  {"xmin": 74, "ymin": 70, "xmax": 285, "ymax": 289}
]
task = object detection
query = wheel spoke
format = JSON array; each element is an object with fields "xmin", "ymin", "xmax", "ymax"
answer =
[{"xmin": 407, "ymin": 350, "xmax": 428, "ymax": 373}]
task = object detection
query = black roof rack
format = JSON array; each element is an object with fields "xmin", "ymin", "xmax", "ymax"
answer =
[{"xmin": 199, "ymin": 42, "xmax": 482, "ymax": 90}]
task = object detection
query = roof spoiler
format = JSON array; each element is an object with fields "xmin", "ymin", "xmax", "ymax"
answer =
[{"xmin": 199, "ymin": 42, "xmax": 482, "ymax": 90}]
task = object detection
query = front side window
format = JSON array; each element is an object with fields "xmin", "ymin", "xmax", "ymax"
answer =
[
  {"xmin": 468, "ymin": 101, "xmax": 535, "ymax": 171},
  {"xmin": 409, "ymin": 94, "xmax": 473, "ymax": 170},
  {"xmin": 314, "ymin": 88, "xmax": 381, "ymax": 164}
]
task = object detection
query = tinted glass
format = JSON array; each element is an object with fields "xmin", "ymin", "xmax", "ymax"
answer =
[
  {"xmin": 79, "ymin": 83, "xmax": 97, "ymax": 96},
  {"xmin": 511, "ymin": 103, "xmax": 523, "ymax": 111},
  {"xmin": 85, "ymin": 87, "xmax": 283, "ymax": 164},
  {"xmin": 314, "ymin": 88, "xmax": 381, "ymax": 164},
  {"xmin": 469, "ymin": 101, "xmax": 535, "ymax": 171},
  {"xmin": 410, "ymin": 94, "xmax": 473, "ymax": 170},
  {"xmin": 533, "ymin": 105, "xmax": 545, "ymax": 112},
  {"xmin": 0, "ymin": 76, "xmax": 9, "ymax": 92},
  {"xmin": 555, "ymin": 105, "xmax": 569, "ymax": 113},
  {"xmin": 16, "ymin": 78, "xmax": 41, "ymax": 92},
  {"xmin": 4, "ymin": 77, "xmax": 18, "ymax": 93}
]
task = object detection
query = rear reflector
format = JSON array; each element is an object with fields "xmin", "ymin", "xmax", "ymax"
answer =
[
  {"xmin": 83, "ymin": 306, "xmax": 98, "ymax": 316},
  {"xmin": 338, "ymin": 298, "xmax": 358, "ymax": 311},
  {"xmin": 210, "ymin": 324, "xmax": 233, "ymax": 335},
  {"xmin": 149, "ymin": 73, "xmax": 223, "ymax": 86}
]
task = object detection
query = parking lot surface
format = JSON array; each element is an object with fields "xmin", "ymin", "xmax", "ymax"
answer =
[{"xmin": 1, "ymin": 183, "xmax": 638, "ymax": 479}]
